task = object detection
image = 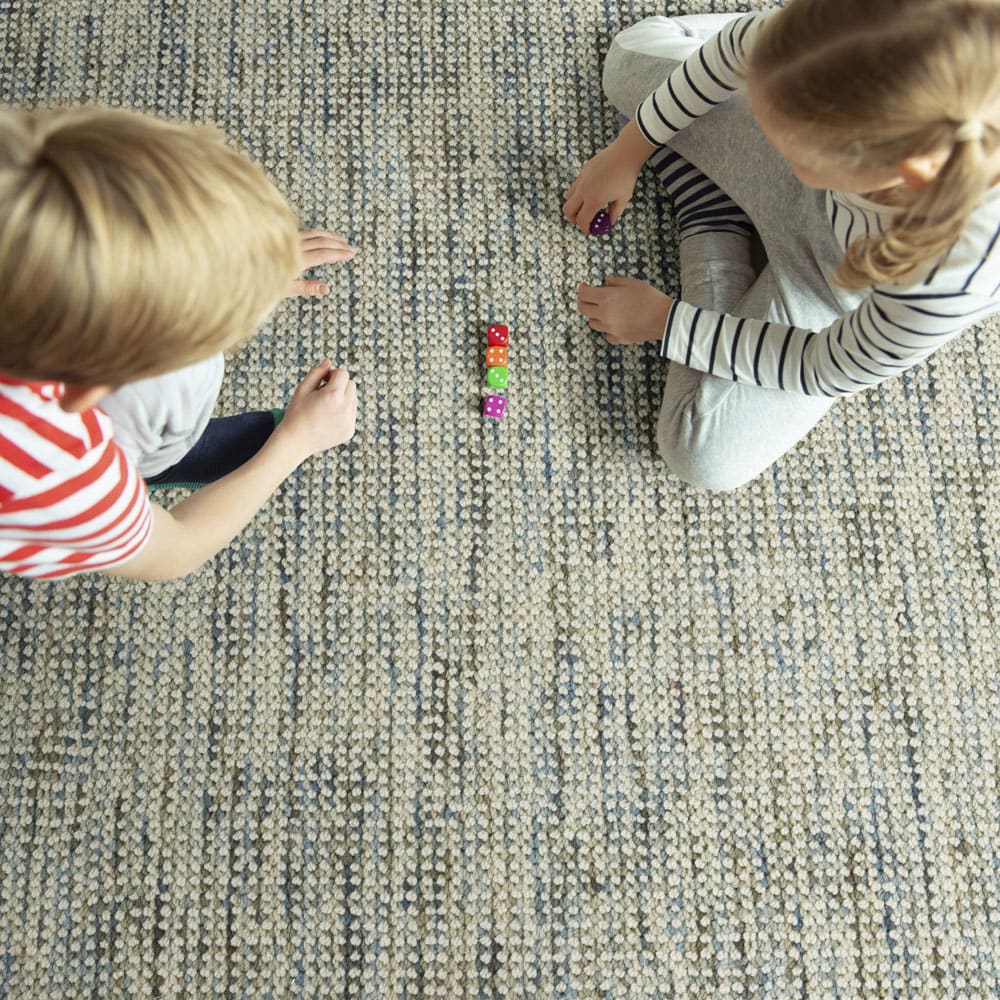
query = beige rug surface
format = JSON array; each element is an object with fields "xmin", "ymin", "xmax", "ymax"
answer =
[{"xmin": 1, "ymin": 0, "xmax": 999, "ymax": 995}]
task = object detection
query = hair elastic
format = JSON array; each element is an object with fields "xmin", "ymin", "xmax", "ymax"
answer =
[{"xmin": 954, "ymin": 120, "xmax": 985, "ymax": 143}]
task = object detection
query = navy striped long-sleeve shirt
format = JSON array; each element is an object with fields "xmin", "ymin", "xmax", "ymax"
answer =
[{"xmin": 636, "ymin": 11, "xmax": 1000, "ymax": 397}]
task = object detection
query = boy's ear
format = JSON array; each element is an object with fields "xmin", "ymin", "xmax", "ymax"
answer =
[{"xmin": 59, "ymin": 384, "xmax": 114, "ymax": 413}]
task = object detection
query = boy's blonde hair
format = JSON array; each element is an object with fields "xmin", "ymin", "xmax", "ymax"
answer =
[
  {"xmin": 0, "ymin": 107, "xmax": 301, "ymax": 385},
  {"xmin": 747, "ymin": 0, "xmax": 1000, "ymax": 290}
]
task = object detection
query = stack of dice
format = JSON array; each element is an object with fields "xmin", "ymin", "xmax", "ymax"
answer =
[{"xmin": 483, "ymin": 323, "xmax": 510, "ymax": 420}]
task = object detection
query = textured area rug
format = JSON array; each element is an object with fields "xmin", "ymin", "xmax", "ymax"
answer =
[{"xmin": 2, "ymin": 0, "xmax": 1000, "ymax": 996}]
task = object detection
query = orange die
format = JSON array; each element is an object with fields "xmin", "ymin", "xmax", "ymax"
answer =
[{"xmin": 486, "ymin": 346, "xmax": 508, "ymax": 368}]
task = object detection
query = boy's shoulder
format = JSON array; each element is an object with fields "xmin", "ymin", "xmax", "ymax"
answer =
[
  {"xmin": 0, "ymin": 376, "xmax": 152, "ymax": 580},
  {"xmin": 0, "ymin": 376, "xmax": 110, "ymax": 473}
]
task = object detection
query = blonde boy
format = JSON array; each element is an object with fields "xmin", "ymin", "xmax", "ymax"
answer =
[{"xmin": 0, "ymin": 106, "xmax": 357, "ymax": 581}]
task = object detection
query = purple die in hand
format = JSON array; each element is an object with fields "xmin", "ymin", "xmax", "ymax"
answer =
[
  {"xmin": 589, "ymin": 210, "xmax": 612, "ymax": 236},
  {"xmin": 483, "ymin": 395, "xmax": 507, "ymax": 421}
]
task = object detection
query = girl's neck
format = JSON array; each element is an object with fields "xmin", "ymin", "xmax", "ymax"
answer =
[{"xmin": 863, "ymin": 184, "xmax": 914, "ymax": 207}]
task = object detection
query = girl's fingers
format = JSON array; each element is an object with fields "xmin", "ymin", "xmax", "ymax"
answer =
[
  {"xmin": 562, "ymin": 191, "xmax": 583, "ymax": 222},
  {"xmin": 582, "ymin": 200, "xmax": 607, "ymax": 232},
  {"xmin": 573, "ymin": 203, "xmax": 595, "ymax": 233}
]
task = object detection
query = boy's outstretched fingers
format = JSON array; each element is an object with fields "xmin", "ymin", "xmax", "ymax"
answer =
[
  {"xmin": 288, "ymin": 278, "xmax": 331, "ymax": 296},
  {"xmin": 286, "ymin": 229, "xmax": 358, "ymax": 298},
  {"xmin": 300, "ymin": 228, "xmax": 351, "ymax": 244},
  {"xmin": 300, "ymin": 234, "xmax": 357, "ymax": 265}
]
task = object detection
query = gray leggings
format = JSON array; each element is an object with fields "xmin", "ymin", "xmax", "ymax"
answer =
[{"xmin": 603, "ymin": 16, "xmax": 867, "ymax": 490}]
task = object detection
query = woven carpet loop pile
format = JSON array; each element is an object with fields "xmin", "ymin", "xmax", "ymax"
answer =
[{"xmin": 1, "ymin": 0, "xmax": 999, "ymax": 996}]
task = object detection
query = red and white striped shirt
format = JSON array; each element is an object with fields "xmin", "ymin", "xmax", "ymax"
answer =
[{"xmin": 0, "ymin": 376, "xmax": 152, "ymax": 579}]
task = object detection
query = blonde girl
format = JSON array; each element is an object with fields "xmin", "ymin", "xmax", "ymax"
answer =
[{"xmin": 563, "ymin": 0, "xmax": 1000, "ymax": 490}]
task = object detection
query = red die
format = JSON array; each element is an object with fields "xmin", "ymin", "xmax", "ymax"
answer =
[
  {"xmin": 486, "ymin": 346, "xmax": 508, "ymax": 368},
  {"xmin": 487, "ymin": 324, "xmax": 510, "ymax": 347}
]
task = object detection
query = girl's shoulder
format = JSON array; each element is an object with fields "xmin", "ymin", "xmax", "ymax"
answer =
[
  {"xmin": 877, "ymin": 187, "xmax": 1000, "ymax": 300},
  {"xmin": 930, "ymin": 187, "xmax": 1000, "ymax": 300}
]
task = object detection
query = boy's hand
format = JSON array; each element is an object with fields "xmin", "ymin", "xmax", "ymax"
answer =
[
  {"xmin": 286, "ymin": 230, "xmax": 358, "ymax": 297},
  {"xmin": 562, "ymin": 120, "xmax": 656, "ymax": 234},
  {"xmin": 276, "ymin": 359, "xmax": 358, "ymax": 457},
  {"xmin": 577, "ymin": 277, "xmax": 674, "ymax": 345},
  {"xmin": 106, "ymin": 358, "xmax": 357, "ymax": 581}
]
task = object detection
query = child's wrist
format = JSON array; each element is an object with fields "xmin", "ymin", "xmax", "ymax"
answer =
[
  {"xmin": 613, "ymin": 119, "xmax": 658, "ymax": 171},
  {"xmin": 265, "ymin": 420, "xmax": 313, "ymax": 468}
]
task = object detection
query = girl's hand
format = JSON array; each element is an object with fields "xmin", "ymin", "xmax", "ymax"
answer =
[
  {"xmin": 577, "ymin": 277, "xmax": 674, "ymax": 345},
  {"xmin": 276, "ymin": 359, "xmax": 358, "ymax": 457},
  {"xmin": 562, "ymin": 120, "xmax": 657, "ymax": 234},
  {"xmin": 285, "ymin": 230, "xmax": 358, "ymax": 297},
  {"xmin": 563, "ymin": 144, "xmax": 642, "ymax": 234}
]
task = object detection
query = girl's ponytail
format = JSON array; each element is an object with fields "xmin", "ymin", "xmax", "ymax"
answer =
[
  {"xmin": 837, "ymin": 124, "xmax": 995, "ymax": 289},
  {"xmin": 747, "ymin": 0, "xmax": 1000, "ymax": 291}
]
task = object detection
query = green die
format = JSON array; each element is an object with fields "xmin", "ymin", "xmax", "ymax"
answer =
[{"xmin": 486, "ymin": 366, "xmax": 509, "ymax": 389}]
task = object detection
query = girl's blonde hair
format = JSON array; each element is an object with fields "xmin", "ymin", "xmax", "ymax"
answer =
[
  {"xmin": 0, "ymin": 107, "xmax": 301, "ymax": 385},
  {"xmin": 747, "ymin": 0, "xmax": 1000, "ymax": 290}
]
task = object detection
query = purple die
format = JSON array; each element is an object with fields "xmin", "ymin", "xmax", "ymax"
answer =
[
  {"xmin": 589, "ymin": 210, "xmax": 612, "ymax": 236},
  {"xmin": 483, "ymin": 395, "xmax": 507, "ymax": 421}
]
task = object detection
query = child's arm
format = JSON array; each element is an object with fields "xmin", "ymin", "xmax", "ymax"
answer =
[
  {"xmin": 564, "ymin": 12, "xmax": 769, "ymax": 234},
  {"xmin": 562, "ymin": 120, "xmax": 657, "ymax": 233},
  {"xmin": 577, "ymin": 275, "xmax": 999, "ymax": 398},
  {"xmin": 632, "ymin": 13, "xmax": 767, "ymax": 149},
  {"xmin": 103, "ymin": 360, "xmax": 356, "ymax": 581}
]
